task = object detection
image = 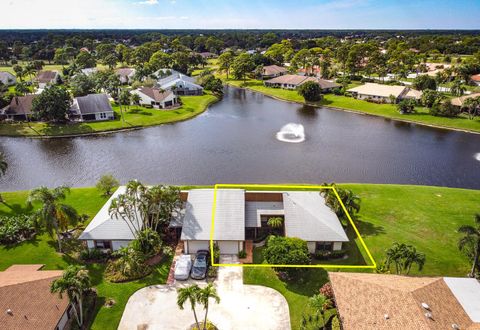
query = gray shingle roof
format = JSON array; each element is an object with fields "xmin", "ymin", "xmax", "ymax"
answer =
[
  {"xmin": 79, "ymin": 187, "xmax": 140, "ymax": 241},
  {"xmin": 245, "ymin": 201, "xmax": 284, "ymax": 227},
  {"xmin": 75, "ymin": 93, "xmax": 113, "ymax": 115},
  {"xmin": 283, "ymin": 192, "xmax": 348, "ymax": 242},
  {"xmin": 180, "ymin": 189, "xmax": 245, "ymax": 241}
]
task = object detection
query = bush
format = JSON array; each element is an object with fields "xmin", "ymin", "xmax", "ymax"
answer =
[
  {"xmin": 105, "ymin": 246, "xmax": 151, "ymax": 282},
  {"xmin": 297, "ymin": 81, "xmax": 323, "ymax": 102},
  {"xmin": 207, "ymin": 266, "xmax": 218, "ymax": 279},
  {"xmin": 396, "ymin": 99, "xmax": 416, "ymax": 114},
  {"xmin": 331, "ymin": 315, "xmax": 341, "ymax": 330},
  {"xmin": 0, "ymin": 214, "xmax": 37, "ymax": 244},
  {"xmin": 360, "ymin": 77, "xmax": 374, "ymax": 83},
  {"xmin": 96, "ymin": 174, "xmax": 119, "ymax": 196},
  {"xmin": 319, "ymin": 282, "xmax": 334, "ymax": 299},
  {"xmin": 263, "ymin": 236, "xmax": 310, "ymax": 277},
  {"xmin": 430, "ymin": 100, "xmax": 461, "ymax": 117},
  {"xmin": 332, "ymin": 88, "xmax": 343, "ymax": 95},
  {"xmin": 131, "ymin": 228, "xmax": 162, "ymax": 258},
  {"xmin": 412, "ymin": 75, "xmax": 437, "ymax": 91},
  {"xmin": 238, "ymin": 250, "xmax": 247, "ymax": 258},
  {"xmin": 80, "ymin": 248, "xmax": 110, "ymax": 262},
  {"xmin": 212, "ymin": 243, "xmax": 220, "ymax": 265}
]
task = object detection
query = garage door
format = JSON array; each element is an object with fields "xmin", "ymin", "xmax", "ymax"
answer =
[
  {"xmin": 218, "ymin": 241, "xmax": 240, "ymax": 254},
  {"xmin": 186, "ymin": 241, "xmax": 210, "ymax": 254}
]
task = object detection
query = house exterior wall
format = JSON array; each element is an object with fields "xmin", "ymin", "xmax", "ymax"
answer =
[
  {"xmin": 185, "ymin": 240, "xmax": 241, "ymax": 254},
  {"xmin": 93, "ymin": 111, "xmax": 114, "ymax": 121},
  {"xmin": 112, "ymin": 240, "xmax": 131, "ymax": 250},
  {"xmin": 185, "ymin": 240, "xmax": 210, "ymax": 254},
  {"xmin": 355, "ymin": 93, "xmax": 395, "ymax": 103},
  {"xmin": 333, "ymin": 242, "xmax": 343, "ymax": 251},
  {"xmin": 217, "ymin": 241, "xmax": 240, "ymax": 254},
  {"xmin": 86, "ymin": 240, "xmax": 95, "ymax": 249},
  {"xmin": 307, "ymin": 241, "xmax": 343, "ymax": 253},
  {"xmin": 133, "ymin": 91, "xmax": 155, "ymax": 107}
]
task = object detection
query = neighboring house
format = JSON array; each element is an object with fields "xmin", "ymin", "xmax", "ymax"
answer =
[
  {"xmin": 115, "ymin": 68, "xmax": 136, "ymax": 84},
  {"xmin": 35, "ymin": 70, "xmax": 59, "ymax": 88},
  {"xmin": 451, "ymin": 92, "xmax": 480, "ymax": 107},
  {"xmin": 157, "ymin": 72, "xmax": 203, "ymax": 95},
  {"xmin": 298, "ymin": 66, "xmax": 321, "ymax": 77},
  {"xmin": 1, "ymin": 94, "xmax": 35, "ymax": 120},
  {"xmin": 0, "ymin": 264, "xmax": 72, "ymax": 330},
  {"xmin": 175, "ymin": 189, "xmax": 348, "ymax": 255},
  {"xmin": 80, "ymin": 67, "xmax": 97, "ymax": 76},
  {"xmin": 470, "ymin": 74, "xmax": 480, "ymax": 86},
  {"xmin": 70, "ymin": 93, "xmax": 114, "ymax": 121},
  {"xmin": 329, "ymin": 272, "xmax": 480, "ymax": 330},
  {"xmin": 79, "ymin": 186, "xmax": 138, "ymax": 250},
  {"xmin": 261, "ymin": 65, "xmax": 288, "ymax": 79},
  {"xmin": 264, "ymin": 74, "xmax": 340, "ymax": 92},
  {"xmin": 131, "ymin": 87, "xmax": 179, "ymax": 109},
  {"xmin": 199, "ymin": 52, "xmax": 217, "ymax": 59},
  {"xmin": 347, "ymin": 83, "xmax": 422, "ymax": 103},
  {"xmin": 0, "ymin": 71, "xmax": 16, "ymax": 86}
]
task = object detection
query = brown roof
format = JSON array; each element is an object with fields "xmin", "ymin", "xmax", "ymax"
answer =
[
  {"xmin": 471, "ymin": 74, "xmax": 480, "ymax": 82},
  {"xmin": 35, "ymin": 70, "xmax": 58, "ymax": 83},
  {"xmin": 451, "ymin": 92, "xmax": 480, "ymax": 107},
  {"xmin": 0, "ymin": 265, "xmax": 69, "ymax": 330},
  {"xmin": 329, "ymin": 272, "xmax": 480, "ymax": 330},
  {"xmin": 265, "ymin": 74, "xmax": 339, "ymax": 89},
  {"xmin": 115, "ymin": 68, "xmax": 135, "ymax": 78},
  {"xmin": 138, "ymin": 87, "xmax": 174, "ymax": 102},
  {"xmin": 262, "ymin": 65, "xmax": 288, "ymax": 76},
  {"xmin": 4, "ymin": 94, "xmax": 35, "ymax": 116}
]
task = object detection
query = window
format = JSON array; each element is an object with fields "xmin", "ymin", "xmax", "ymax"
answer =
[
  {"xmin": 316, "ymin": 242, "xmax": 333, "ymax": 251},
  {"xmin": 99, "ymin": 112, "xmax": 106, "ymax": 119},
  {"xmin": 94, "ymin": 240, "xmax": 112, "ymax": 249}
]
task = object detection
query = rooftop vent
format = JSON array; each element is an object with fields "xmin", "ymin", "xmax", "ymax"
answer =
[
  {"xmin": 425, "ymin": 312, "xmax": 433, "ymax": 320},
  {"xmin": 6, "ymin": 309, "xmax": 13, "ymax": 316},
  {"xmin": 452, "ymin": 324, "xmax": 460, "ymax": 330},
  {"xmin": 384, "ymin": 314, "xmax": 389, "ymax": 320},
  {"xmin": 421, "ymin": 303, "xmax": 430, "ymax": 310}
]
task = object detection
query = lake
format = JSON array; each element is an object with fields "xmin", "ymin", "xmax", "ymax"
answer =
[{"xmin": 1, "ymin": 86, "xmax": 479, "ymax": 191}]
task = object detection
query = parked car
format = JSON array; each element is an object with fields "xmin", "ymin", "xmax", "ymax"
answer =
[
  {"xmin": 174, "ymin": 255, "xmax": 192, "ymax": 281},
  {"xmin": 191, "ymin": 250, "xmax": 209, "ymax": 280}
]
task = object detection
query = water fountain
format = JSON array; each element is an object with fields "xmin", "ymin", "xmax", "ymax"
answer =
[
  {"xmin": 475, "ymin": 153, "xmax": 480, "ymax": 162},
  {"xmin": 276, "ymin": 123, "xmax": 306, "ymax": 143}
]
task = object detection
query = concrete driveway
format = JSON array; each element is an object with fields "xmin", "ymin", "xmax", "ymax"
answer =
[{"xmin": 118, "ymin": 255, "xmax": 291, "ymax": 330}]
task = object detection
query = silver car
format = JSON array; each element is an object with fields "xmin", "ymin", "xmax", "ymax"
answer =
[{"xmin": 174, "ymin": 255, "xmax": 192, "ymax": 281}]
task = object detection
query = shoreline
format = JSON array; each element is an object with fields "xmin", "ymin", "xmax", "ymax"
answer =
[
  {"xmin": 0, "ymin": 96, "xmax": 220, "ymax": 139},
  {"xmin": 227, "ymin": 82, "xmax": 480, "ymax": 136}
]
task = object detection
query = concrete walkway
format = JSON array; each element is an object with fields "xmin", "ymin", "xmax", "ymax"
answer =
[{"xmin": 118, "ymin": 255, "xmax": 290, "ymax": 330}]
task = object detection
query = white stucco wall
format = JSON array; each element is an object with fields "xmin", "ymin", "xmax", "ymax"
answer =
[
  {"xmin": 185, "ymin": 240, "xmax": 210, "ymax": 254},
  {"xmin": 217, "ymin": 241, "xmax": 240, "ymax": 254},
  {"xmin": 86, "ymin": 240, "xmax": 95, "ymax": 249},
  {"xmin": 112, "ymin": 240, "xmax": 132, "ymax": 251},
  {"xmin": 132, "ymin": 90, "xmax": 154, "ymax": 107},
  {"xmin": 307, "ymin": 242, "xmax": 316, "ymax": 254},
  {"xmin": 333, "ymin": 242, "xmax": 343, "ymax": 251},
  {"xmin": 93, "ymin": 111, "xmax": 114, "ymax": 121}
]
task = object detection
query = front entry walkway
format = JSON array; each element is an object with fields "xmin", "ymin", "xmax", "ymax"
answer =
[{"xmin": 118, "ymin": 255, "xmax": 291, "ymax": 330}]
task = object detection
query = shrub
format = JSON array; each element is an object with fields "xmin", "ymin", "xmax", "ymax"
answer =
[
  {"xmin": 396, "ymin": 99, "xmax": 416, "ymax": 114},
  {"xmin": 412, "ymin": 75, "xmax": 437, "ymax": 91},
  {"xmin": 131, "ymin": 228, "xmax": 162, "ymax": 258},
  {"xmin": 298, "ymin": 81, "xmax": 323, "ymax": 102},
  {"xmin": 207, "ymin": 266, "xmax": 218, "ymax": 279},
  {"xmin": 212, "ymin": 243, "xmax": 220, "ymax": 265},
  {"xmin": 0, "ymin": 214, "xmax": 37, "ymax": 244},
  {"xmin": 238, "ymin": 250, "xmax": 247, "ymax": 258},
  {"xmin": 430, "ymin": 100, "xmax": 461, "ymax": 117},
  {"xmin": 332, "ymin": 87, "xmax": 343, "ymax": 95},
  {"xmin": 331, "ymin": 315, "xmax": 341, "ymax": 330},
  {"xmin": 319, "ymin": 282, "xmax": 334, "ymax": 299},
  {"xmin": 105, "ymin": 246, "xmax": 151, "ymax": 282},
  {"xmin": 263, "ymin": 236, "xmax": 310, "ymax": 277},
  {"xmin": 95, "ymin": 174, "xmax": 119, "ymax": 196},
  {"xmin": 360, "ymin": 77, "xmax": 374, "ymax": 83},
  {"xmin": 80, "ymin": 248, "xmax": 110, "ymax": 262}
]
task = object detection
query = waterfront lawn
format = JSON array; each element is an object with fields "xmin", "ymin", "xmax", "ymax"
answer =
[
  {"xmin": 224, "ymin": 78, "xmax": 480, "ymax": 133},
  {"xmin": 0, "ymin": 93, "xmax": 217, "ymax": 137},
  {"xmin": 0, "ymin": 187, "xmax": 171, "ymax": 330}
]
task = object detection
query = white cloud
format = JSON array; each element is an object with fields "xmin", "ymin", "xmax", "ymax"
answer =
[{"xmin": 136, "ymin": 0, "xmax": 158, "ymax": 5}]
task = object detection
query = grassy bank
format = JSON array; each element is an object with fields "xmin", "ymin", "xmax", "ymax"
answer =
[
  {"xmin": 1, "ymin": 184, "xmax": 478, "ymax": 329},
  {"xmin": 244, "ymin": 183, "xmax": 479, "ymax": 329},
  {"xmin": 225, "ymin": 78, "xmax": 480, "ymax": 133},
  {"xmin": 0, "ymin": 93, "xmax": 217, "ymax": 137}
]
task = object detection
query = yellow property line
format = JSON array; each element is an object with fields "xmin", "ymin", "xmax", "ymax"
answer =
[{"xmin": 209, "ymin": 183, "xmax": 377, "ymax": 269}]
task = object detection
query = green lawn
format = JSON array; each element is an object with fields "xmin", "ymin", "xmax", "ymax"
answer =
[
  {"xmin": 0, "ymin": 93, "xmax": 218, "ymax": 137},
  {"xmin": 0, "ymin": 63, "xmax": 109, "ymax": 76},
  {"xmin": 223, "ymin": 78, "xmax": 480, "ymax": 133}
]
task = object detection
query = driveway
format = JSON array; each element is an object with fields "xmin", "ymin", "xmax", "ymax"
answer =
[{"xmin": 118, "ymin": 255, "xmax": 291, "ymax": 330}]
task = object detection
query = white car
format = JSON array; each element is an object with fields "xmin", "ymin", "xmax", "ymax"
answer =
[{"xmin": 174, "ymin": 255, "xmax": 192, "ymax": 281}]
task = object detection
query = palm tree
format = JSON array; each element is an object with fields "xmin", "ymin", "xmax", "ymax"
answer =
[
  {"xmin": 131, "ymin": 93, "xmax": 141, "ymax": 107},
  {"xmin": 28, "ymin": 185, "xmax": 79, "ymax": 252},
  {"xmin": 404, "ymin": 245, "xmax": 426, "ymax": 275},
  {"xmin": 463, "ymin": 97, "xmax": 480, "ymax": 120},
  {"xmin": 450, "ymin": 79, "xmax": 466, "ymax": 97},
  {"xmin": 267, "ymin": 217, "xmax": 283, "ymax": 228},
  {"xmin": 309, "ymin": 293, "xmax": 331, "ymax": 330},
  {"xmin": 198, "ymin": 284, "xmax": 220, "ymax": 330},
  {"xmin": 177, "ymin": 284, "xmax": 202, "ymax": 329},
  {"xmin": 51, "ymin": 266, "xmax": 91, "ymax": 327},
  {"xmin": 458, "ymin": 214, "xmax": 480, "ymax": 277},
  {"xmin": 385, "ymin": 242, "xmax": 426, "ymax": 275}
]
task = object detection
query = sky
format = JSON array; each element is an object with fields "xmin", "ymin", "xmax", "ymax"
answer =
[{"xmin": 0, "ymin": 0, "xmax": 479, "ymax": 30}]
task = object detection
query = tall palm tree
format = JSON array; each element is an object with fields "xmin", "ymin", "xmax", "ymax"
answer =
[
  {"xmin": 404, "ymin": 245, "xmax": 426, "ymax": 275},
  {"xmin": 177, "ymin": 284, "xmax": 202, "ymax": 329},
  {"xmin": 198, "ymin": 284, "xmax": 220, "ymax": 330},
  {"xmin": 463, "ymin": 97, "xmax": 480, "ymax": 120},
  {"xmin": 51, "ymin": 265, "xmax": 91, "ymax": 327},
  {"xmin": 28, "ymin": 185, "xmax": 79, "ymax": 252},
  {"xmin": 385, "ymin": 242, "xmax": 426, "ymax": 275},
  {"xmin": 309, "ymin": 293, "xmax": 331, "ymax": 330},
  {"xmin": 458, "ymin": 214, "xmax": 480, "ymax": 277}
]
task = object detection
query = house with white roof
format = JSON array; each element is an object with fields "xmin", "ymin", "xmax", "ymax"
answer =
[
  {"xmin": 80, "ymin": 188, "xmax": 349, "ymax": 255},
  {"xmin": 347, "ymin": 82, "xmax": 422, "ymax": 103},
  {"xmin": 156, "ymin": 71, "xmax": 203, "ymax": 96},
  {"xmin": 0, "ymin": 71, "xmax": 16, "ymax": 86}
]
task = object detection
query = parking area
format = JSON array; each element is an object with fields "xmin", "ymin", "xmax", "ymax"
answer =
[{"xmin": 118, "ymin": 255, "xmax": 291, "ymax": 330}]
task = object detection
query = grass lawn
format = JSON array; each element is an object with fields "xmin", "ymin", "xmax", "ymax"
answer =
[
  {"xmin": 0, "ymin": 63, "xmax": 109, "ymax": 76},
  {"xmin": 0, "ymin": 187, "xmax": 171, "ymax": 329},
  {"xmin": 223, "ymin": 78, "xmax": 480, "ymax": 133},
  {"xmin": 0, "ymin": 93, "xmax": 218, "ymax": 137}
]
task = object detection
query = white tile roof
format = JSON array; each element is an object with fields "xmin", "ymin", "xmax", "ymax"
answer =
[
  {"xmin": 283, "ymin": 192, "xmax": 348, "ymax": 242},
  {"xmin": 444, "ymin": 277, "xmax": 480, "ymax": 322},
  {"xmin": 348, "ymin": 83, "xmax": 407, "ymax": 98},
  {"xmin": 180, "ymin": 189, "xmax": 245, "ymax": 241},
  {"xmin": 79, "ymin": 186, "xmax": 140, "ymax": 241}
]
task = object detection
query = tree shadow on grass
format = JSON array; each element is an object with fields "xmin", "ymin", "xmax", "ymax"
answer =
[
  {"xmin": 128, "ymin": 108, "xmax": 153, "ymax": 116},
  {"xmin": 41, "ymin": 122, "xmax": 95, "ymax": 136},
  {"xmin": 0, "ymin": 202, "xmax": 33, "ymax": 216},
  {"xmin": 284, "ymin": 268, "xmax": 330, "ymax": 296},
  {"xmin": 2, "ymin": 235, "xmax": 41, "ymax": 250},
  {"xmin": 353, "ymin": 217, "xmax": 385, "ymax": 237}
]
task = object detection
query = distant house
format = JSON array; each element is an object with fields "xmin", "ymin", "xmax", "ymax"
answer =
[
  {"xmin": 470, "ymin": 74, "xmax": 480, "ymax": 86},
  {"xmin": 261, "ymin": 65, "xmax": 288, "ymax": 79},
  {"xmin": 264, "ymin": 74, "xmax": 339, "ymax": 92},
  {"xmin": 451, "ymin": 92, "xmax": 480, "ymax": 107},
  {"xmin": 1, "ymin": 94, "xmax": 35, "ymax": 120},
  {"xmin": 0, "ymin": 71, "xmax": 16, "ymax": 86},
  {"xmin": 199, "ymin": 52, "xmax": 217, "ymax": 59},
  {"xmin": 157, "ymin": 72, "xmax": 203, "ymax": 96},
  {"xmin": 115, "ymin": 68, "xmax": 136, "ymax": 84},
  {"xmin": 0, "ymin": 264, "xmax": 72, "ymax": 330},
  {"xmin": 347, "ymin": 83, "xmax": 422, "ymax": 103},
  {"xmin": 80, "ymin": 67, "xmax": 97, "ymax": 76},
  {"xmin": 35, "ymin": 70, "xmax": 59, "ymax": 89},
  {"xmin": 298, "ymin": 66, "xmax": 321, "ymax": 77},
  {"xmin": 329, "ymin": 272, "xmax": 480, "ymax": 330},
  {"xmin": 131, "ymin": 87, "xmax": 179, "ymax": 109},
  {"xmin": 70, "ymin": 93, "xmax": 114, "ymax": 121}
]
